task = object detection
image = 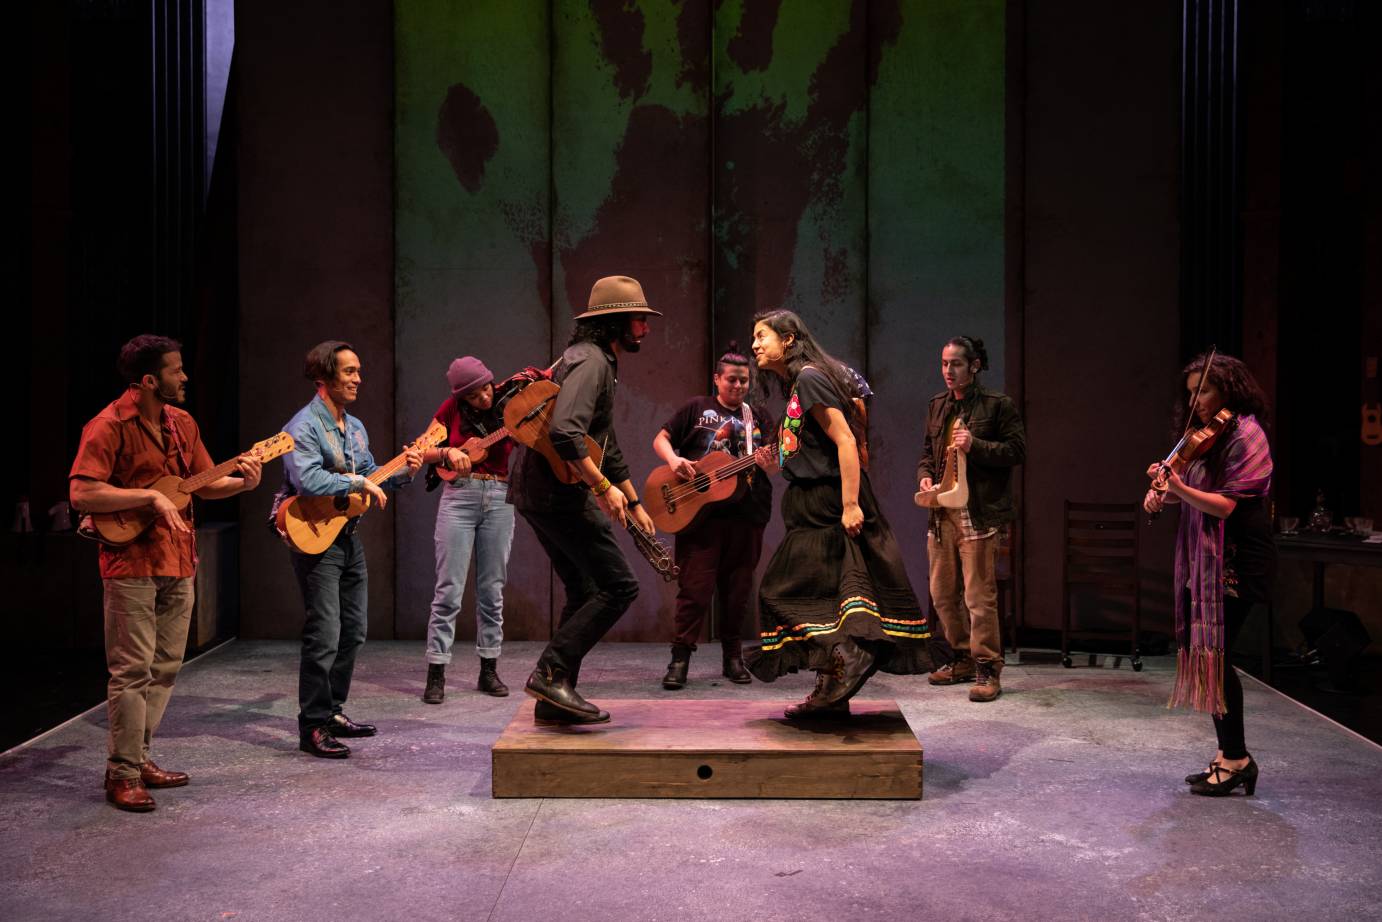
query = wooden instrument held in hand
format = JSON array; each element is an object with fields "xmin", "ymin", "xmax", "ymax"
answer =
[
  {"xmin": 436, "ymin": 426, "xmax": 510, "ymax": 482},
  {"xmin": 915, "ymin": 419, "xmax": 969, "ymax": 509},
  {"xmin": 501, "ymin": 379, "xmax": 603, "ymax": 483},
  {"xmin": 276, "ymin": 420, "xmax": 446, "ymax": 554},
  {"xmin": 626, "ymin": 519, "xmax": 679, "ymax": 582},
  {"xmin": 643, "ymin": 444, "xmax": 776, "ymax": 533},
  {"xmin": 1150, "ymin": 407, "xmax": 1233, "ymax": 492},
  {"xmin": 90, "ymin": 432, "xmax": 295, "ymax": 545}
]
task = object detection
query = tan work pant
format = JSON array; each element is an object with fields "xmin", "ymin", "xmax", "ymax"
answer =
[
  {"xmin": 927, "ymin": 513, "xmax": 1002, "ymax": 668},
  {"xmin": 103, "ymin": 576, "xmax": 194, "ymax": 779}
]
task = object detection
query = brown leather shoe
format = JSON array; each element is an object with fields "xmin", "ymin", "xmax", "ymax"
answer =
[
  {"xmin": 929, "ymin": 658, "xmax": 976, "ymax": 685},
  {"xmin": 104, "ymin": 774, "xmax": 156, "ymax": 812},
  {"xmin": 139, "ymin": 760, "xmax": 189, "ymax": 788},
  {"xmin": 969, "ymin": 662, "xmax": 1002, "ymax": 702},
  {"xmin": 783, "ymin": 671, "xmax": 852, "ymax": 719}
]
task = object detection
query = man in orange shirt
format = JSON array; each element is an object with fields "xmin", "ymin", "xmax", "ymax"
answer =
[{"xmin": 70, "ymin": 335, "xmax": 263, "ymax": 812}]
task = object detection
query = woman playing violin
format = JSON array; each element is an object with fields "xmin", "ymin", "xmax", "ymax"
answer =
[{"xmin": 1143, "ymin": 353, "xmax": 1275, "ymax": 796}]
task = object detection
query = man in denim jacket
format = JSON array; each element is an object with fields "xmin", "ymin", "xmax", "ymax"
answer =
[{"xmin": 271, "ymin": 340, "xmax": 420, "ymax": 758}]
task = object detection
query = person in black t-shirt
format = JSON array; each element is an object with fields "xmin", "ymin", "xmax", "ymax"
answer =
[
  {"xmin": 745, "ymin": 310, "xmax": 935, "ymax": 719},
  {"xmin": 652, "ymin": 343, "xmax": 774, "ymax": 689}
]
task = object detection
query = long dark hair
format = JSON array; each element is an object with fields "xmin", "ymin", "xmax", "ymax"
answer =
[
  {"xmin": 752, "ymin": 309, "xmax": 862, "ymax": 429},
  {"xmin": 1172, "ymin": 352, "xmax": 1270, "ymax": 434},
  {"xmin": 568, "ymin": 314, "xmax": 628, "ymax": 349}
]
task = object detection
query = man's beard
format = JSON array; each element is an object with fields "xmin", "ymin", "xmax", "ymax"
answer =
[{"xmin": 620, "ymin": 333, "xmax": 642, "ymax": 353}]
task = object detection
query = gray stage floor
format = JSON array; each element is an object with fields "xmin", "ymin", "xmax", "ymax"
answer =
[{"xmin": 2, "ymin": 640, "xmax": 1380, "ymax": 921}]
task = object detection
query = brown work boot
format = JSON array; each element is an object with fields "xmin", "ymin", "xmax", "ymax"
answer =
[
  {"xmin": 969, "ymin": 662, "xmax": 1002, "ymax": 702},
  {"xmin": 784, "ymin": 670, "xmax": 851, "ymax": 719},
  {"xmin": 104, "ymin": 773, "xmax": 156, "ymax": 812},
  {"xmin": 928, "ymin": 657, "xmax": 976, "ymax": 685}
]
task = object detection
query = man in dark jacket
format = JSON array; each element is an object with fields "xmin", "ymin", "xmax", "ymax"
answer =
[
  {"xmin": 510, "ymin": 275, "xmax": 660, "ymax": 724},
  {"xmin": 916, "ymin": 336, "xmax": 1025, "ymax": 702}
]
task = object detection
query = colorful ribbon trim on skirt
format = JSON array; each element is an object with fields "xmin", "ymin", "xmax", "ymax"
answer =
[{"xmin": 758, "ymin": 595, "xmax": 930, "ymax": 652}]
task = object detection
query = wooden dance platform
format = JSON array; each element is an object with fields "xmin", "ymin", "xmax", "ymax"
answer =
[{"xmin": 491, "ymin": 698, "xmax": 922, "ymax": 799}]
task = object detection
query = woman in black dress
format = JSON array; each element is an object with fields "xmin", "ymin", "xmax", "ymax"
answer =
[{"xmin": 745, "ymin": 310, "xmax": 935, "ymax": 717}]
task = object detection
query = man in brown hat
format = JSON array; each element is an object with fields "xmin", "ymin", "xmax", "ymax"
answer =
[{"xmin": 510, "ymin": 275, "xmax": 661, "ymax": 723}]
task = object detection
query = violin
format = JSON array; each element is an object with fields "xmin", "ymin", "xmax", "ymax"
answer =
[{"xmin": 1150, "ymin": 407, "xmax": 1233, "ymax": 494}]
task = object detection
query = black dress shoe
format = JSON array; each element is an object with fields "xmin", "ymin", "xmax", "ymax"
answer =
[
  {"xmin": 722, "ymin": 653, "xmax": 752, "ymax": 684},
  {"xmin": 327, "ymin": 713, "xmax": 377, "ymax": 738},
  {"xmin": 300, "ymin": 727, "xmax": 350, "ymax": 759},
  {"xmin": 524, "ymin": 666, "xmax": 599, "ymax": 716},
  {"xmin": 534, "ymin": 700, "xmax": 611, "ymax": 724}
]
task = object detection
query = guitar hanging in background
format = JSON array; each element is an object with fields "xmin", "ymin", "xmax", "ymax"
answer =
[
  {"xmin": 1362, "ymin": 356, "xmax": 1381, "ymax": 447},
  {"xmin": 89, "ymin": 432, "xmax": 295, "ymax": 545},
  {"xmin": 276, "ymin": 421, "xmax": 446, "ymax": 555}
]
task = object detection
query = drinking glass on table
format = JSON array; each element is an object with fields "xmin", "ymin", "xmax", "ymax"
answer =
[{"xmin": 1278, "ymin": 516, "xmax": 1300, "ymax": 535}]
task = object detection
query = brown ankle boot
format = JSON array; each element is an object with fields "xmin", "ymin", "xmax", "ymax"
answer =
[{"xmin": 969, "ymin": 662, "xmax": 1002, "ymax": 702}]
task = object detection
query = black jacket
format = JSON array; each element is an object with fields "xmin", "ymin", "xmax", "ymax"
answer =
[
  {"xmin": 915, "ymin": 384, "xmax": 1025, "ymax": 531},
  {"xmin": 509, "ymin": 341, "xmax": 628, "ymax": 512}
]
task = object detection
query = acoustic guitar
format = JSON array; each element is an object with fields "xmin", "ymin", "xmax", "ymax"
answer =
[
  {"xmin": 436, "ymin": 426, "xmax": 511, "ymax": 482},
  {"xmin": 276, "ymin": 420, "xmax": 446, "ymax": 555},
  {"xmin": 501, "ymin": 379, "xmax": 602, "ymax": 483},
  {"xmin": 643, "ymin": 445, "xmax": 776, "ymax": 533},
  {"xmin": 89, "ymin": 432, "xmax": 295, "ymax": 545}
]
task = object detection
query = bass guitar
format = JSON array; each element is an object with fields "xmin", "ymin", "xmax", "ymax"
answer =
[
  {"xmin": 89, "ymin": 432, "xmax": 295, "ymax": 545},
  {"xmin": 276, "ymin": 420, "xmax": 446, "ymax": 554},
  {"xmin": 436, "ymin": 426, "xmax": 511, "ymax": 482},
  {"xmin": 643, "ymin": 444, "xmax": 776, "ymax": 533},
  {"xmin": 501, "ymin": 379, "xmax": 602, "ymax": 483}
]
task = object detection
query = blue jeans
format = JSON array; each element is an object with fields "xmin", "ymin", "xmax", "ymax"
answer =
[
  {"xmin": 425, "ymin": 479, "xmax": 516, "ymax": 663},
  {"xmin": 291, "ymin": 531, "xmax": 367, "ymax": 733}
]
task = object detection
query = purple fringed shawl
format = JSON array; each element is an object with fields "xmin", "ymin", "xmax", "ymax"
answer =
[{"xmin": 1169, "ymin": 414, "xmax": 1273, "ymax": 715}]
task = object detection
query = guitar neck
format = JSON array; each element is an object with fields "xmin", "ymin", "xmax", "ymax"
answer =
[
  {"xmin": 180, "ymin": 456, "xmax": 243, "ymax": 494},
  {"xmin": 368, "ymin": 452, "xmax": 413, "ymax": 486},
  {"xmin": 473, "ymin": 427, "xmax": 509, "ymax": 449}
]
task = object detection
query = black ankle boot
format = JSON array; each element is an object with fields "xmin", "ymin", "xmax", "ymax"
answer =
[
  {"xmin": 525, "ymin": 664, "xmax": 598, "ymax": 716},
  {"xmin": 478, "ymin": 657, "xmax": 509, "ymax": 697},
  {"xmin": 422, "ymin": 664, "xmax": 445, "ymax": 704},
  {"xmin": 722, "ymin": 651, "xmax": 751, "ymax": 684},
  {"xmin": 662, "ymin": 645, "xmax": 691, "ymax": 690}
]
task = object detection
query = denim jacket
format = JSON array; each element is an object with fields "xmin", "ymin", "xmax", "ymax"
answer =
[{"xmin": 269, "ymin": 395, "xmax": 411, "ymax": 527}]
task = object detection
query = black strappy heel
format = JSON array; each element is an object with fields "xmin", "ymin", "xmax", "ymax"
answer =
[{"xmin": 1189, "ymin": 757, "xmax": 1258, "ymax": 796}]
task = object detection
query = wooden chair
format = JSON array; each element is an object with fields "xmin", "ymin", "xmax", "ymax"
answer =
[{"xmin": 1061, "ymin": 502, "xmax": 1142, "ymax": 671}]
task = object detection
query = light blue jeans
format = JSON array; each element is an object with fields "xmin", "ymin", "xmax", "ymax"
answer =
[{"xmin": 426, "ymin": 479, "xmax": 515, "ymax": 663}]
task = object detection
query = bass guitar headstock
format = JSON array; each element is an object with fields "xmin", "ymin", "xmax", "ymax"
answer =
[{"xmin": 251, "ymin": 431, "xmax": 296, "ymax": 462}]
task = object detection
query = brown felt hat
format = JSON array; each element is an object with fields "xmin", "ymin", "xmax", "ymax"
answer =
[{"xmin": 574, "ymin": 275, "xmax": 662, "ymax": 320}]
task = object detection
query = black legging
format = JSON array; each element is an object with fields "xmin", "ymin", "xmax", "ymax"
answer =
[{"xmin": 1182, "ymin": 590, "xmax": 1252, "ymax": 759}]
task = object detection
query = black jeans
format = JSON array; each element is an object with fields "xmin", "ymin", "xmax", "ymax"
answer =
[
  {"xmin": 671, "ymin": 516, "xmax": 763, "ymax": 653},
  {"xmin": 521, "ymin": 499, "xmax": 639, "ymax": 685},
  {"xmin": 291, "ymin": 531, "xmax": 368, "ymax": 734},
  {"xmin": 1182, "ymin": 589, "xmax": 1252, "ymax": 759}
]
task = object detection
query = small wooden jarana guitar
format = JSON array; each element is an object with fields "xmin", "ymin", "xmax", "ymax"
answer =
[
  {"xmin": 436, "ymin": 425, "xmax": 511, "ymax": 482},
  {"xmin": 276, "ymin": 420, "xmax": 446, "ymax": 555},
  {"xmin": 501, "ymin": 379, "xmax": 602, "ymax": 482},
  {"xmin": 643, "ymin": 444, "xmax": 777, "ymax": 533},
  {"xmin": 90, "ymin": 432, "xmax": 295, "ymax": 545}
]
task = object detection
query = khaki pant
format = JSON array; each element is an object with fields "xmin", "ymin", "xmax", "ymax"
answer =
[
  {"xmin": 927, "ymin": 514, "xmax": 1002, "ymax": 668},
  {"xmin": 103, "ymin": 577, "xmax": 194, "ymax": 779}
]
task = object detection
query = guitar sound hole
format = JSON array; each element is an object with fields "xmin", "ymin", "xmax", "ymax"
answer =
[{"xmin": 333, "ymin": 497, "xmax": 350, "ymax": 512}]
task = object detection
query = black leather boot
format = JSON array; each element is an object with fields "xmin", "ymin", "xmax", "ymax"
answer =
[
  {"xmin": 525, "ymin": 664, "xmax": 599, "ymax": 717},
  {"xmin": 662, "ymin": 645, "xmax": 691, "ymax": 690},
  {"xmin": 422, "ymin": 663, "xmax": 445, "ymax": 704},
  {"xmin": 478, "ymin": 657, "xmax": 509, "ymax": 697},
  {"xmin": 534, "ymin": 700, "xmax": 611, "ymax": 724},
  {"xmin": 722, "ymin": 650, "xmax": 751, "ymax": 684}
]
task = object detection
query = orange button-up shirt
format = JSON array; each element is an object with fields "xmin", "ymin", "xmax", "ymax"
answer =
[{"xmin": 69, "ymin": 390, "xmax": 214, "ymax": 579}]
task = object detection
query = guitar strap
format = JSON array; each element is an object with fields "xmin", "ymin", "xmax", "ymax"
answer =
[{"xmin": 741, "ymin": 402, "xmax": 754, "ymax": 455}]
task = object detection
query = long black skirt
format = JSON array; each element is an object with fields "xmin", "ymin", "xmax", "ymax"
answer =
[{"xmin": 745, "ymin": 473, "xmax": 935, "ymax": 681}]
